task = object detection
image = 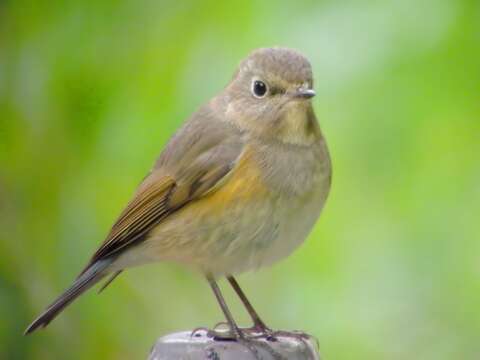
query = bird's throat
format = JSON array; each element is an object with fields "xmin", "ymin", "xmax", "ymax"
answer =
[{"xmin": 275, "ymin": 102, "xmax": 320, "ymax": 146}]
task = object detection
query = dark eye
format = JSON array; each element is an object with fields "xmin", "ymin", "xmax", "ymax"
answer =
[{"xmin": 252, "ymin": 80, "xmax": 268, "ymax": 98}]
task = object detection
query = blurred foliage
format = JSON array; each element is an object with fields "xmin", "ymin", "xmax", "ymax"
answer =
[{"xmin": 1, "ymin": 0, "xmax": 479, "ymax": 359}]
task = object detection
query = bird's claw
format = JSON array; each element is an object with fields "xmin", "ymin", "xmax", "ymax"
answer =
[
  {"xmin": 190, "ymin": 326, "xmax": 210, "ymax": 338},
  {"xmin": 192, "ymin": 323, "xmax": 303, "ymax": 360}
]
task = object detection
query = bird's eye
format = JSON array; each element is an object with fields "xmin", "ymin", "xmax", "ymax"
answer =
[{"xmin": 252, "ymin": 80, "xmax": 268, "ymax": 98}]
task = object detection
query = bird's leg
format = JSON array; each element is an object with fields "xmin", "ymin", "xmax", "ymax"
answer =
[
  {"xmin": 206, "ymin": 275, "xmax": 243, "ymax": 339},
  {"xmin": 205, "ymin": 275, "xmax": 266, "ymax": 359},
  {"xmin": 227, "ymin": 276, "xmax": 272, "ymax": 336},
  {"xmin": 227, "ymin": 276, "xmax": 312, "ymax": 346}
]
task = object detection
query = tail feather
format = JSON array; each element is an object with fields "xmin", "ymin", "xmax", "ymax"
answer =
[
  {"xmin": 98, "ymin": 270, "xmax": 123, "ymax": 294},
  {"xmin": 24, "ymin": 258, "xmax": 113, "ymax": 335}
]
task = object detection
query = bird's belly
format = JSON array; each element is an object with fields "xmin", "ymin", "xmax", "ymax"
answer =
[
  {"xmin": 144, "ymin": 186, "xmax": 280, "ymax": 275},
  {"xmin": 255, "ymin": 179, "xmax": 330, "ymax": 271},
  {"xmin": 140, "ymin": 182, "xmax": 327, "ymax": 276},
  {"xmin": 119, "ymin": 148, "xmax": 330, "ymax": 276}
]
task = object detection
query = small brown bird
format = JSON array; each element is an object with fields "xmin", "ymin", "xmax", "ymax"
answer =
[{"xmin": 25, "ymin": 47, "xmax": 332, "ymax": 341}]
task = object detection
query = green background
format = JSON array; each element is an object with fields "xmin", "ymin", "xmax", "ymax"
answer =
[{"xmin": 1, "ymin": 0, "xmax": 479, "ymax": 359}]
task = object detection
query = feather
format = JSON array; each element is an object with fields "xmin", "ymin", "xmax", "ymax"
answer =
[
  {"xmin": 24, "ymin": 258, "xmax": 113, "ymax": 335},
  {"xmin": 98, "ymin": 270, "xmax": 123, "ymax": 293}
]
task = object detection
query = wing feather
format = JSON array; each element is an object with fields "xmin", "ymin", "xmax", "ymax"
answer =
[
  {"xmin": 83, "ymin": 106, "xmax": 244, "ymax": 271},
  {"xmin": 82, "ymin": 176, "xmax": 176, "ymax": 271}
]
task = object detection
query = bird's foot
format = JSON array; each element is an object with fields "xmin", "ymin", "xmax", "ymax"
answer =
[
  {"xmin": 268, "ymin": 329, "xmax": 316, "ymax": 351},
  {"xmin": 190, "ymin": 323, "xmax": 287, "ymax": 360},
  {"xmin": 210, "ymin": 323, "xmax": 264, "ymax": 359},
  {"xmin": 208, "ymin": 321, "xmax": 279, "ymax": 342},
  {"xmin": 241, "ymin": 323, "xmax": 277, "ymax": 342},
  {"xmin": 269, "ymin": 329, "xmax": 311, "ymax": 340},
  {"xmin": 190, "ymin": 326, "xmax": 212, "ymax": 338},
  {"xmin": 246, "ymin": 327, "xmax": 315, "ymax": 354}
]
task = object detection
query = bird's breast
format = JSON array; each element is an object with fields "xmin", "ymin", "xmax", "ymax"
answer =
[{"xmin": 141, "ymin": 141, "xmax": 331, "ymax": 275}]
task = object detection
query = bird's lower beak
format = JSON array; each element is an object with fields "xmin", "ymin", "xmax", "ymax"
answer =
[{"xmin": 293, "ymin": 88, "xmax": 316, "ymax": 99}]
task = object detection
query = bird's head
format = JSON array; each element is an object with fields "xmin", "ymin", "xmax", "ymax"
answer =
[{"xmin": 218, "ymin": 47, "xmax": 319, "ymax": 145}]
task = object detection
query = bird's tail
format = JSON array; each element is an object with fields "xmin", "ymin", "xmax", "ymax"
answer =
[{"xmin": 24, "ymin": 258, "xmax": 113, "ymax": 335}]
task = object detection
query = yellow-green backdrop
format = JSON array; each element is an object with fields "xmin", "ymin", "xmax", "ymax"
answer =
[{"xmin": 1, "ymin": 1, "xmax": 479, "ymax": 359}]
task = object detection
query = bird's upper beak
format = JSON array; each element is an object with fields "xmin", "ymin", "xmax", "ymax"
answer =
[{"xmin": 292, "ymin": 88, "xmax": 316, "ymax": 99}]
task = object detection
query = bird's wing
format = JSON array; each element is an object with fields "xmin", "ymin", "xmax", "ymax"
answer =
[
  {"xmin": 25, "ymin": 108, "xmax": 245, "ymax": 334},
  {"xmin": 82, "ymin": 106, "xmax": 244, "ymax": 271}
]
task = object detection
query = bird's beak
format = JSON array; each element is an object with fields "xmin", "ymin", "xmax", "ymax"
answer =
[{"xmin": 293, "ymin": 88, "xmax": 316, "ymax": 99}]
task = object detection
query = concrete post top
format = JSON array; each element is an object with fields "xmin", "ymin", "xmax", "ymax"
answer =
[{"xmin": 148, "ymin": 329, "xmax": 320, "ymax": 360}]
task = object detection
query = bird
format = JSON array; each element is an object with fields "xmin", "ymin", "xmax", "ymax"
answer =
[{"xmin": 24, "ymin": 47, "xmax": 332, "ymax": 341}]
